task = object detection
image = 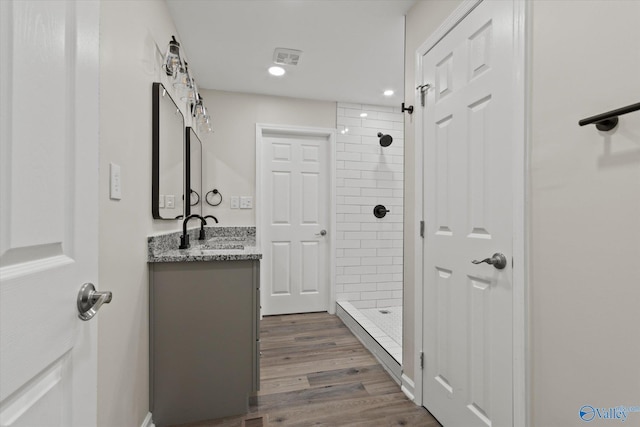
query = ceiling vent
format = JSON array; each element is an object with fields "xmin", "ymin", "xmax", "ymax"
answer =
[{"xmin": 273, "ymin": 48, "xmax": 302, "ymax": 66}]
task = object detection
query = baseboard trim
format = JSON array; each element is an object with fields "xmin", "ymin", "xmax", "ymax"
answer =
[
  {"xmin": 401, "ymin": 373, "xmax": 416, "ymax": 402},
  {"xmin": 141, "ymin": 412, "xmax": 155, "ymax": 427}
]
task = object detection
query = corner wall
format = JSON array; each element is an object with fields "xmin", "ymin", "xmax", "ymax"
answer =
[
  {"xmin": 530, "ymin": 2, "xmax": 640, "ymax": 426},
  {"xmin": 99, "ymin": 1, "xmax": 184, "ymax": 426}
]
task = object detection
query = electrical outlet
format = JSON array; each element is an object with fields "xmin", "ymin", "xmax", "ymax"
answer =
[
  {"xmin": 158, "ymin": 195, "xmax": 165, "ymax": 208},
  {"xmin": 110, "ymin": 163, "xmax": 121, "ymax": 200},
  {"xmin": 230, "ymin": 196, "xmax": 240, "ymax": 209},
  {"xmin": 166, "ymin": 195, "xmax": 175, "ymax": 209},
  {"xmin": 240, "ymin": 196, "xmax": 253, "ymax": 209}
]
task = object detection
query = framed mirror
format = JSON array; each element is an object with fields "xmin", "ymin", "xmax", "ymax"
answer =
[
  {"xmin": 185, "ymin": 127, "xmax": 202, "ymax": 217},
  {"xmin": 152, "ymin": 82, "xmax": 185, "ymax": 220}
]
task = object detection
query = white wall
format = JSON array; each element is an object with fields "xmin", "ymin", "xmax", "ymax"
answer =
[
  {"xmin": 530, "ymin": 2, "xmax": 640, "ymax": 426},
  {"xmin": 99, "ymin": 1, "xmax": 186, "ymax": 426},
  {"xmin": 335, "ymin": 102, "xmax": 404, "ymax": 308},
  {"xmin": 403, "ymin": 0, "xmax": 463, "ymax": 385},
  {"xmin": 198, "ymin": 89, "xmax": 336, "ymax": 225}
]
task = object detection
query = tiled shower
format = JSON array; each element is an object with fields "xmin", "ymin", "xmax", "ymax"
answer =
[{"xmin": 335, "ymin": 102, "xmax": 404, "ymax": 363}]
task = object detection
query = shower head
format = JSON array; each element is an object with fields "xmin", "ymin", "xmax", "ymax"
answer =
[{"xmin": 377, "ymin": 132, "xmax": 393, "ymax": 147}]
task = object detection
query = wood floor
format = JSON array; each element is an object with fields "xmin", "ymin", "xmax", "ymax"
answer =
[{"xmin": 174, "ymin": 312, "xmax": 441, "ymax": 427}]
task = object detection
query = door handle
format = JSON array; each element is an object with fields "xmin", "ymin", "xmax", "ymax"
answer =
[
  {"xmin": 77, "ymin": 283, "xmax": 112, "ymax": 321},
  {"xmin": 472, "ymin": 253, "xmax": 507, "ymax": 270},
  {"xmin": 315, "ymin": 229, "xmax": 327, "ymax": 237}
]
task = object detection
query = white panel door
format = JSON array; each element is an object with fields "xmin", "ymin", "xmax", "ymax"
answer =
[
  {"xmin": 0, "ymin": 1, "xmax": 99, "ymax": 426},
  {"xmin": 421, "ymin": 1, "xmax": 515, "ymax": 426},
  {"xmin": 261, "ymin": 132, "xmax": 330, "ymax": 315}
]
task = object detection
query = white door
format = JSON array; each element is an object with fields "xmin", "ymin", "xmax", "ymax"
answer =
[
  {"xmin": 259, "ymin": 129, "xmax": 331, "ymax": 315},
  {"xmin": 421, "ymin": 1, "xmax": 516, "ymax": 426},
  {"xmin": 0, "ymin": 1, "xmax": 100, "ymax": 426}
]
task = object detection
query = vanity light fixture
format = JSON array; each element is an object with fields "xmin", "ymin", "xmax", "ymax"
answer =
[
  {"xmin": 383, "ymin": 89, "xmax": 394, "ymax": 96},
  {"xmin": 163, "ymin": 36, "xmax": 183, "ymax": 79},
  {"xmin": 268, "ymin": 66, "xmax": 286, "ymax": 77}
]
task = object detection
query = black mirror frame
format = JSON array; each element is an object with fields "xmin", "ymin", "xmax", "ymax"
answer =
[
  {"xmin": 185, "ymin": 126, "xmax": 202, "ymax": 217},
  {"xmin": 152, "ymin": 82, "xmax": 185, "ymax": 220}
]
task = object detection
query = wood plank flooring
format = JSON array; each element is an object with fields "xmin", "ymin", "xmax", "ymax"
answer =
[{"xmin": 174, "ymin": 312, "xmax": 441, "ymax": 427}]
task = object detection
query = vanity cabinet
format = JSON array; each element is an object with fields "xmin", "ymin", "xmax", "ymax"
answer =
[{"xmin": 149, "ymin": 260, "xmax": 260, "ymax": 427}]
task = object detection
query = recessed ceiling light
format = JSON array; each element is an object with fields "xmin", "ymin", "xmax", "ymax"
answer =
[
  {"xmin": 360, "ymin": 113, "xmax": 368, "ymax": 118},
  {"xmin": 383, "ymin": 89, "xmax": 394, "ymax": 96},
  {"xmin": 268, "ymin": 66, "xmax": 285, "ymax": 77}
]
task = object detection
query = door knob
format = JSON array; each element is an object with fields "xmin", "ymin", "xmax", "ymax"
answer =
[
  {"xmin": 315, "ymin": 229, "xmax": 327, "ymax": 236},
  {"xmin": 77, "ymin": 283, "xmax": 112, "ymax": 321},
  {"xmin": 472, "ymin": 253, "xmax": 507, "ymax": 270}
]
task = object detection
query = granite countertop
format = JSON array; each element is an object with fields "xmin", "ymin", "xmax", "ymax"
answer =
[{"xmin": 148, "ymin": 226, "xmax": 262, "ymax": 263}]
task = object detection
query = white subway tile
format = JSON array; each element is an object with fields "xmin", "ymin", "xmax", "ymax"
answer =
[
  {"xmin": 336, "ymin": 275, "xmax": 361, "ymax": 284},
  {"xmin": 393, "ymin": 257, "xmax": 403, "ymax": 265},
  {"xmin": 336, "ymin": 169, "xmax": 361, "ymax": 179},
  {"xmin": 377, "ymin": 265, "xmax": 403, "ymax": 274},
  {"xmin": 336, "ymin": 257, "xmax": 361, "ymax": 266},
  {"xmin": 337, "ymin": 151, "xmax": 361, "ymax": 161},
  {"xmin": 360, "ymin": 290, "xmax": 394, "ymax": 300},
  {"xmin": 344, "ymin": 143, "xmax": 380, "ymax": 154},
  {"xmin": 337, "ymin": 292, "xmax": 362, "ymax": 301},
  {"xmin": 361, "ymin": 188, "xmax": 393, "ymax": 197},
  {"xmin": 362, "ymin": 119, "xmax": 395, "ymax": 130},
  {"xmin": 337, "ymin": 222, "xmax": 361, "ymax": 231},
  {"xmin": 337, "ymin": 134, "xmax": 363, "ymax": 145},
  {"xmin": 377, "ymin": 231, "xmax": 403, "ymax": 240},
  {"xmin": 343, "ymin": 283, "xmax": 378, "ymax": 293},
  {"xmin": 377, "ymin": 248, "xmax": 403, "ymax": 257},
  {"xmin": 343, "ymin": 248, "xmax": 377, "ymax": 257},
  {"xmin": 336, "ymin": 240, "xmax": 360, "ymax": 249},
  {"xmin": 344, "ymin": 231, "xmax": 377, "ymax": 240},
  {"xmin": 361, "ymin": 273, "xmax": 394, "ymax": 283},
  {"xmin": 337, "ymin": 187, "xmax": 361, "ymax": 196},
  {"xmin": 344, "ymin": 108, "xmax": 368, "ymax": 118},
  {"xmin": 342, "ymin": 214, "xmax": 371, "ymax": 223},
  {"xmin": 361, "ymin": 239, "xmax": 394, "ymax": 249},
  {"xmin": 377, "ymin": 111, "xmax": 404, "ymax": 123},
  {"xmin": 337, "ymin": 205, "xmax": 361, "ymax": 214},
  {"xmin": 361, "ymin": 256, "xmax": 392, "ymax": 265},
  {"xmin": 344, "ymin": 265, "xmax": 377, "ymax": 275},
  {"xmin": 337, "ymin": 116, "xmax": 362, "ymax": 126},
  {"xmin": 376, "ymin": 282, "xmax": 403, "ymax": 291}
]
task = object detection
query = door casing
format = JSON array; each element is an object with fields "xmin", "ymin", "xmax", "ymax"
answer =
[
  {"xmin": 411, "ymin": 0, "xmax": 529, "ymax": 425},
  {"xmin": 256, "ymin": 123, "xmax": 337, "ymax": 315}
]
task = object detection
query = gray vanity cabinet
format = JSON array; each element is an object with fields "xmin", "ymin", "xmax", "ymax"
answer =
[{"xmin": 149, "ymin": 260, "xmax": 260, "ymax": 427}]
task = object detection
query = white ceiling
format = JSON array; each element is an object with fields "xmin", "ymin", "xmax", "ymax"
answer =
[{"xmin": 165, "ymin": 0, "xmax": 415, "ymax": 107}]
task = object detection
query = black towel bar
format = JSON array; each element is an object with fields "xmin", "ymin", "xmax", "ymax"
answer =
[{"xmin": 579, "ymin": 102, "xmax": 640, "ymax": 131}]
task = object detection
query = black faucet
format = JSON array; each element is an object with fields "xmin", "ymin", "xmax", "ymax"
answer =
[
  {"xmin": 203, "ymin": 215, "xmax": 219, "ymax": 224},
  {"xmin": 179, "ymin": 214, "xmax": 207, "ymax": 249}
]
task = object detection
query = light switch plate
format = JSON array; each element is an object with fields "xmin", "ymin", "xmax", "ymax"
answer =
[
  {"xmin": 166, "ymin": 195, "xmax": 175, "ymax": 209},
  {"xmin": 158, "ymin": 195, "xmax": 165, "ymax": 208},
  {"xmin": 240, "ymin": 196, "xmax": 253, "ymax": 209},
  {"xmin": 230, "ymin": 196, "xmax": 240, "ymax": 209},
  {"xmin": 110, "ymin": 163, "xmax": 121, "ymax": 200}
]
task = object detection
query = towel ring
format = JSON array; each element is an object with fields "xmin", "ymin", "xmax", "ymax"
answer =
[{"xmin": 205, "ymin": 189, "xmax": 223, "ymax": 206}]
